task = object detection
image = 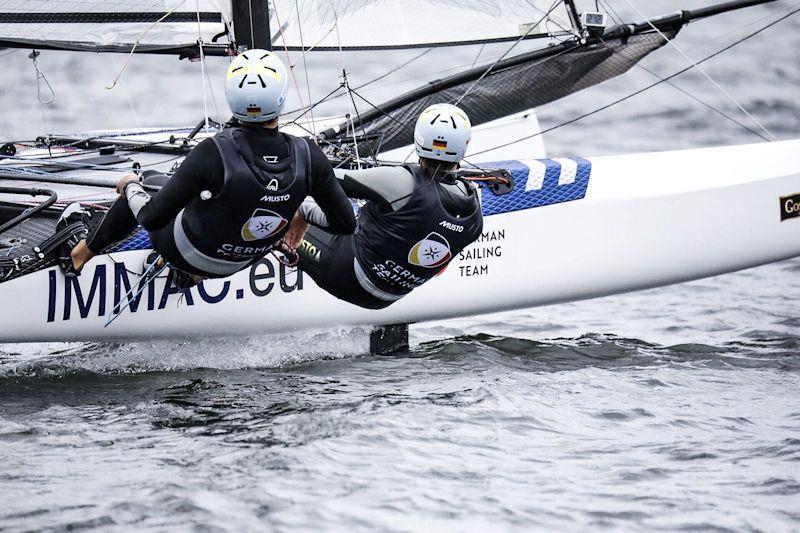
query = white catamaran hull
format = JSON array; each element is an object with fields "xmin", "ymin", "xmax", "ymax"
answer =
[{"xmin": 2, "ymin": 139, "xmax": 799, "ymax": 343}]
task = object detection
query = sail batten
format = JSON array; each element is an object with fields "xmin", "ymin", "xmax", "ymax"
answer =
[{"xmin": 0, "ymin": 1, "xmax": 232, "ymax": 52}]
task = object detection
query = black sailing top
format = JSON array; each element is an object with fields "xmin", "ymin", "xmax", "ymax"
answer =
[
  {"xmin": 351, "ymin": 164, "xmax": 483, "ymax": 296},
  {"xmin": 126, "ymin": 125, "xmax": 355, "ymax": 266}
]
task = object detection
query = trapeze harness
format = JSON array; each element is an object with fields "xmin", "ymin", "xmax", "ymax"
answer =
[
  {"xmin": 300, "ymin": 164, "xmax": 483, "ymax": 309},
  {"xmin": 171, "ymin": 128, "xmax": 310, "ymax": 277}
]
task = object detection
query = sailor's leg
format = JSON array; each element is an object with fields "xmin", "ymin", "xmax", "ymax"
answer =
[
  {"xmin": 296, "ymin": 225, "xmax": 334, "ymax": 285},
  {"xmin": 148, "ymin": 219, "xmax": 214, "ymax": 280},
  {"xmin": 298, "ymin": 227, "xmax": 392, "ymax": 310},
  {"xmin": 85, "ymin": 197, "xmax": 138, "ymax": 254}
]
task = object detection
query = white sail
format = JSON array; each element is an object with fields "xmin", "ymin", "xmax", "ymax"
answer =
[
  {"xmin": 0, "ymin": 1, "xmax": 232, "ymax": 50},
  {"xmin": 269, "ymin": 0, "xmax": 575, "ymax": 50}
]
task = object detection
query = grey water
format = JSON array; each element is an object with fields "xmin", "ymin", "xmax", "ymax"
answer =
[{"xmin": 2, "ymin": 0, "xmax": 800, "ymax": 530}]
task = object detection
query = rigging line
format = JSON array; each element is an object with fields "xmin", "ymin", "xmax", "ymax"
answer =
[
  {"xmin": 271, "ymin": 1, "xmax": 308, "ymax": 109},
  {"xmin": 454, "ymin": 0, "xmax": 563, "ymax": 105},
  {"xmin": 524, "ymin": 0, "xmax": 578, "ymax": 36},
  {"xmin": 344, "ymin": 41, "xmax": 577, "ymax": 165},
  {"xmin": 619, "ymin": 0, "xmax": 777, "ymax": 142},
  {"xmin": 328, "ymin": 0, "xmax": 360, "ymax": 167},
  {"xmin": 202, "ymin": 55, "xmax": 222, "ymax": 122},
  {"xmin": 106, "ymin": 0, "xmax": 188, "ymax": 89},
  {"xmin": 29, "ymin": 51, "xmax": 53, "ymax": 144},
  {"xmin": 470, "ymin": 44, "xmax": 486, "ymax": 69},
  {"xmin": 281, "ymin": 47, "xmax": 433, "ymax": 116},
  {"xmin": 196, "ymin": 0, "xmax": 211, "ymax": 130},
  {"xmin": 346, "ymin": 84, "xmax": 377, "ymax": 164},
  {"xmin": 468, "ymin": 6, "xmax": 800, "ymax": 158},
  {"xmin": 283, "ymin": 84, "xmax": 346, "ymax": 128},
  {"xmin": 345, "ymin": 39, "xmax": 577, "ymax": 136},
  {"xmin": 597, "ymin": 37, "xmax": 770, "ymax": 142},
  {"xmin": 599, "ymin": 0, "xmax": 624, "ymax": 25},
  {"xmin": 294, "ymin": 0, "xmax": 316, "ymax": 139},
  {"xmin": 347, "ymin": 86, "xmax": 490, "ymax": 171}
]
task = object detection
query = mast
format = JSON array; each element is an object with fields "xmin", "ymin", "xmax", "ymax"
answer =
[{"xmin": 231, "ymin": 0, "xmax": 271, "ymax": 51}]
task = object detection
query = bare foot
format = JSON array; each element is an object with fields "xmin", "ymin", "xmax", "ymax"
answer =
[{"xmin": 70, "ymin": 239, "xmax": 96, "ymax": 272}]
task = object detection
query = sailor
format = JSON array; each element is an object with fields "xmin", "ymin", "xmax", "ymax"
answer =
[
  {"xmin": 59, "ymin": 50, "xmax": 355, "ymax": 282},
  {"xmin": 284, "ymin": 103, "xmax": 483, "ymax": 309}
]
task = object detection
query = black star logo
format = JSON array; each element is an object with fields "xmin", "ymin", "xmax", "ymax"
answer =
[
  {"xmin": 424, "ymin": 247, "xmax": 440, "ymax": 261},
  {"xmin": 256, "ymin": 219, "xmax": 275, "ymax": 232}
]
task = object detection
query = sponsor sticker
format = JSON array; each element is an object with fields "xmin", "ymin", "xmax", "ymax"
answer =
[
  {"xmin": 408, "ymin": 232, "xmax": 452, "ymax": 268},
  {"xmin": 241, "ymin": 208, "xmax": 288, "ymax": 241},
  {"xmin": 780, "ymin": 193, "xmax": 800, "ymax": 221}
]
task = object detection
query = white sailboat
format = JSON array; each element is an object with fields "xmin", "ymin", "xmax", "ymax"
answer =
[{"xmin": 0, "ymin": 0, "xmax": 798, "ymax": 347}]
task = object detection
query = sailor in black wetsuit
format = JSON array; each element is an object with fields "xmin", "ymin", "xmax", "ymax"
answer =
[
  {"xmin": 285, "ymin": 104, "xmax": 483, "ymax": 309},
  {"xmin": 60, "ymin": 50, "xmax": 355, "ymax": 281}
]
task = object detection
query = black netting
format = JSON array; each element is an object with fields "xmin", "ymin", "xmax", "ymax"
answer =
[
  {"xmin": 0, "ymin": 12, "xmax": 221, "ymax": 24},
  {"xmin": 341, "ymin": 32, "xmax": 676, "ymax": 153},
  {"xmin": 0, "ymin": 216, "xmax": 58, "ymax": 283}
]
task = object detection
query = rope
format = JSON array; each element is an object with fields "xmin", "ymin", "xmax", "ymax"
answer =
[
  {"xmin": 281, "ymin": 47, "xmax": 432, "ymax": 116},
  {"xmin": 468, "ymin": 6, "xmax": 800, "ymax": 158},
  {"xmin": 106, "ymin": 0, "xmax": 188, "ymax": 89},
  {"xmin": 325, "ymin": 0, "xmax": 361, "ymax": 167},
  {"xmin": 597, "ymin": 37, "xmax": 771, "ymax": 142},
  {"xmin": 294, "ymin": 0, "xmax": 316, "ymax": 139},
  {"xmin": 29, "ymin": 51, "xmax": 54, "ymax": 144},
  {"xmin": 454, "ymin": 0, "xmax": 563, "ymax": 105},
  {"xmin": 195, "ymin": 1, "xmax": 211, "ymax": 130},
  {"xmin": 271, "ymin": 0, "xmax": 308, "ymax": 110},
  {"xmin": 619, "ymin": 0, "xmax": 777, "ymax": 142}
]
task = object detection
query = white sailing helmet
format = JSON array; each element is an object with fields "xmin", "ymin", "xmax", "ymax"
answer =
[
  {"xmin": 225, "ymin": 49, "xmax": 289, "ymax": 123},
  {"xmin": 414, "ymin": 103, "xmax": 472, "ymax": 163}
]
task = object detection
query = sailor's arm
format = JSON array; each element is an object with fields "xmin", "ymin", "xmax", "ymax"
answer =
[
  {"xmin": 304, "ymin": 139, "xmax": 356, "ymax": 234},
  {"xmin": 335, "ymin": 166, "xmax": 414, "ymax": 212},
  {"xmin": 119, "ymin": 138, "xmax": 222, "ymax": 231},
  {"xmin": 296, "ymin": 165, "xmax": 416, "ymax": 230}
]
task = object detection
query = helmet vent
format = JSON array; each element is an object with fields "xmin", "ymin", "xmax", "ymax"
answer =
[
  {"xmin": 238, "ymin": 75, "xmax": 248, "ymax": 88},
  {"xmin": 429, "ymin": 114, "xmax": 441, "ymax": 125},
  {"xmin": 450, "ymin": 116, "xmax": 457, "ymax": 129},
  {"xmin": 257, "ymin": 74, "xmax": 267, "ymax": 88}
]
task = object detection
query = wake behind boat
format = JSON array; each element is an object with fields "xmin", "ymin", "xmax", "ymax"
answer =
[{"xmin": 1, "ymin": 0, "xmax": 799, "ymax": 344}]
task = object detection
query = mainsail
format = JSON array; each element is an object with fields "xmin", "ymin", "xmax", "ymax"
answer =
[{"xmin": 268, "ymin": 0, "xmax": 575, "ymax": 51}]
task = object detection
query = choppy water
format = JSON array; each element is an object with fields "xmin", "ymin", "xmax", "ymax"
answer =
[{"xmin": 2, "ymin": 1, "xmax": 800, "ymax": 531}]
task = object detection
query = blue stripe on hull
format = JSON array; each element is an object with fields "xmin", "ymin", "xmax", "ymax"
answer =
[{"xmin": 480, "ymin": 157, "xmax": 591, "ymax": 217}]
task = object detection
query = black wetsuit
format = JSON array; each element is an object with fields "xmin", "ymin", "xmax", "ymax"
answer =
[
  {"xmin": 298, "ymin": 164, "xmax": 483, "ymax": 309},
  {"xmin": 88, "ymin": 125, "xmax": 355, "ymax": 278}
]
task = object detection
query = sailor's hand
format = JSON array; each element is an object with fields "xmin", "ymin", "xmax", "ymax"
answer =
[
  {"xmin": 116, "ymin": 173, "xmax": 140, "ymax": 195},
  {"xmin": 283, "ymin": 211, "xmax": 310, "ymax": 250}
]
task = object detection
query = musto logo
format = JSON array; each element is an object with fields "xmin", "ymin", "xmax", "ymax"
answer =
[
  {"xmin": 408, "ymin": 232, "xmax": 452, "ymax": 268},
  {"xmin": 241, "ymin": 208, "xmax": 288, "ymax": 241}
]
